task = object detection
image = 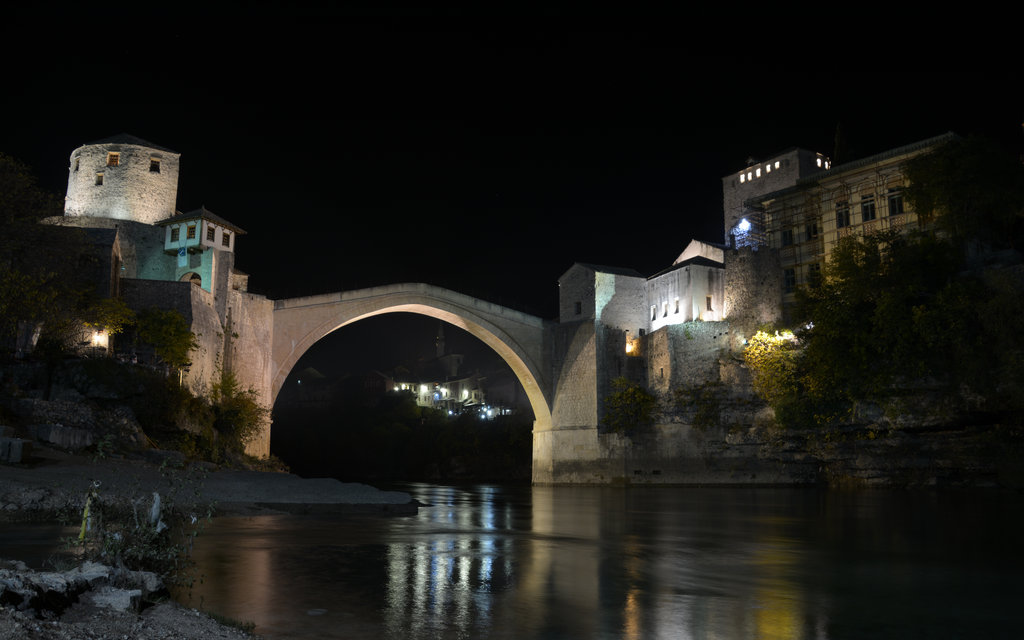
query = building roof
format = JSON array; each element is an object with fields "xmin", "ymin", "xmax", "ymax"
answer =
[
  {"xmin": 573, "ymin": 262, "xmax": 645, "ymax": 278},
  {"xmin": 83, "ymin": 133, "xmax": 178, "ymax": 155},
  {"xmin": 155, "ymin": 206, "xmax": 247, "ymax": 234},
  {"xmin": 744, "ymin": 132, "xmax": 960, "ymax": 207},
  {"xmin": 648, "ymin": 255, "xmax": 723, "ymax": 279}
]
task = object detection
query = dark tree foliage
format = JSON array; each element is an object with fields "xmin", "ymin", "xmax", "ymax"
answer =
[
  {"xmin": 904, "ymin": 136, "xmax": 1024, "ymax": 251},
  {"xmin": 135, "ymin": 308, "xmax": 199, "ymax": 372},
  {"xmin": 0, "ymin": 152, "xmax": 105, "ymax": 353},
  {"xmin": 272, "ymin": 390, "xmax": 533, "ymax": 481},
  {"xmin": 601, "ymin": 376, "xmax": 659, "ymax": 434}
]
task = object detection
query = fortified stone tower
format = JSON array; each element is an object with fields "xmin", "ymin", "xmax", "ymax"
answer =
[
  {"xmin": 64, "ymin": 134, "xmax": 180, "ymax": 224},
  {"xmin": 721, "ymin": 148, "xmax": 829, "ymax": 249}
]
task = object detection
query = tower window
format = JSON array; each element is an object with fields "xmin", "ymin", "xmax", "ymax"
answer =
[
  {"xmin": 222, "ymin": 231, "xmax": 231, "ymax": 247},
  {"xmin": 150, "ymin": 158, "xmax": 161, "ymax": 173},
  {"xmin": 651, "ymin": 306, "xmax": 657, "ymax": 321},
  {"xmin": 574, "ymin": 301, "xmax": 582, "ymax": 315},
  {"xmin": 206, "ymin": 225, "xmax": 216, "ymax": 241},
  {"xmin": 170, "ymin": 227, "xmax": 180, "ymax": 242},
  {"xmin": 186, "ymin": 225, "xmax": 196, "ymax": 240},
  {"xmin": 662, "ymin": 302, "xmax": 668, "ymax": 317},
  {"xmin": 674, "ymin": 297, "xmax": 680, "ymax": 314},
  {"xmin": 706, "ymin": 295, "xmax": 713, "ymax": 312},
  {"xmin": 73, "ymin": 157, "xmax": 79, "ymax": 172},
  {"xmin": 106, "ymin": 152, "xmax": 119, "ymax": 167},
  {"xmin": 95, "ymin": 173, "xmax": 104, "ymax": 185}
]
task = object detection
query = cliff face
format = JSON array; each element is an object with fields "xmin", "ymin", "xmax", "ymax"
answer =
[{"xmin": 593, "ymin": 357, "xmax": 1023, "ymax": 488}]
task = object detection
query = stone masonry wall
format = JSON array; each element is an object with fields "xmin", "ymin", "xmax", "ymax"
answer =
[
  {"xmin": 65, "ymin": 143, "xmax": 180, "ymax": 225},
  {"xmin": 724, "ymin": 247, "xmax": 782, "ymax": 349}
]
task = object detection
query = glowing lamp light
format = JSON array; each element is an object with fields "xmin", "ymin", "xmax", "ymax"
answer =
[
  {"xmin": 738, "ymin": 218, "xmax": 751, "ymax": 232},
  {"xmin": 91, "ymin": 330, "xmax": 108, "ymax": 349},
  {"xmin": 625, "ymin": 342, "xmax": 634, "ymax": 353}
]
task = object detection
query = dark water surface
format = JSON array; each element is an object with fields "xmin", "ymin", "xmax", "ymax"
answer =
[{"xmin": 6, "ymin": 485, "xmax": 1023, "ymax": 638}]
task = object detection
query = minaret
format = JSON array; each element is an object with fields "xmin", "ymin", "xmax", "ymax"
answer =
[{"xmin": 64, "ymin": 134, "xmax": 180, "ymax": 224}]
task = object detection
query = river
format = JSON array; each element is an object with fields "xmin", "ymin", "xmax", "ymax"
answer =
[{"xmin": 5, "ymin": 484, "xmax": 1023, "ymax": 638}]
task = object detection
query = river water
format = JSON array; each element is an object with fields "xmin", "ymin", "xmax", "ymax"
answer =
[{"xmin": 5, "ymin": 484, "xmax": 1023, "ymax": 638}]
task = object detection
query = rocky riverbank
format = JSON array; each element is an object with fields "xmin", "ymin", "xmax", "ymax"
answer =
[
  {"xmin": 0, "ymin": 558, "xmax": 258, "ymax": 640},
  {"xmin": 0, "ymin": 443, "xmax": 418, "ymax": 638}
]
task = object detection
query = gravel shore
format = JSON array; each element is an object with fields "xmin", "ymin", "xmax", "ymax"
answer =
[{"xmin": 0, "ymin": 445, "xmax": 417, "ymax": 520}]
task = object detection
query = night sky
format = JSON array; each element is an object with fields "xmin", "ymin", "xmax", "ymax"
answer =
[{"xmin": 3, "ymin": 14, "xmax": 1021, "ymax": 391}]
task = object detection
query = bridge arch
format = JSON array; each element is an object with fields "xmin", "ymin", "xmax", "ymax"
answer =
[{"xmin": 271, "ymin": 283, "xmax": 552, "ymax": 434}]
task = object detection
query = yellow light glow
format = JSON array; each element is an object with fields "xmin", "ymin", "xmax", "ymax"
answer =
[{"xmin": 91, "ymin": 330, "xmax": 108, "ymax": 348}]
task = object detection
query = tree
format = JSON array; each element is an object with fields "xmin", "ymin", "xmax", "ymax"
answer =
[
  {"xmin": 210, "ymin": 369, "xmax": 269, "ymax": 453},
  {"xmin": 135, "ymin": 308, "xmax": 199, "ymax": 373},
  {"xmin": 903, "ymin": 136, "xmax": 1024, "ymax": 251},
  {"xmin": 602, "ymin": 377, "xmax": 659, "ymax": 434}
]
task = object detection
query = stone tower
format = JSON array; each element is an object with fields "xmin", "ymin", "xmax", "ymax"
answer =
[{"xmin": 64, "ymin": 134, "xmax": 180, "ymax": 224}]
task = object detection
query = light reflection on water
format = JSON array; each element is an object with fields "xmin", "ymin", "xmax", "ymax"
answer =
[
  {"xmin": 12, "ymin": 485, "xmax": 1017, "ymax": 639},
  {"xmin": 171, "ymin": 486, "xmax": 1024, "ymax": 639}
]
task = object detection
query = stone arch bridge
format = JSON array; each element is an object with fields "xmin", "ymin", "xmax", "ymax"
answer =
[{"xmin": 270, "ymin": 283, "xmax": 570, "ymax": 482}]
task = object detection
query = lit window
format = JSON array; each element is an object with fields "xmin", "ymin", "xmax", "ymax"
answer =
[
  {"xmin": 206, "ymin": 225, "xmax": 216, "ymax": 241},
  {"xmin": 825, "ymin": 161, "xmax": 830, "ymax": 169},
  {"xmin": 186, "ymin": 225, "xmax": 196, "ymax": 240},
  {"xmin": 739, "ymin": 174, "xmax": 745, "ymax": 183},
  {"xmin": 170, "ymin": 227, "xmax": 180, "ymax": 242},
  {"xmin": 222, "ymin": 231, "xmax": 231, "ymax": 247},
  {"xmin": 774, "ymin": 161, "xmax": 780, "ymax": 169},
  {"xmin": 887, "ymin": 188, "xmax": 904, "ymax": 216},
  {"xmin": 836, "ymin": 201, "xmax": 850, "ymax": 228},
  {"xmin": 861, "ymin": 195, "xmax": 876, "ymax": 222},
  {"xmin": 150, "ymin": 158, "xmax": 160, "ymax": 173},
  {"xmin": 755, "ymin": 167, "xmax": 761, "ymax": 178},
  {"xmin": 747, "ymin": 172, "xmax": 752, "ymax": 181},
  {"xmin": 95, "ymin": 173, "xmax": 104, "ymax": 185},
  {"xmin": 765, "ymin": 163, "xmax": 771, "ymax": 173},
  {"xmin": 816, "ymin": 157, "xmax": 822, "ymax": 167},
  {"xmin": 107, "ymin": 152, "xmax": 120, "ymax": 167}
]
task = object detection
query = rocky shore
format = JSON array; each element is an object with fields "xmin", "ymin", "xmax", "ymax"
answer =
[{"xmin": 1, "ymin": 444, "xmax": 418, "ymax": 638}]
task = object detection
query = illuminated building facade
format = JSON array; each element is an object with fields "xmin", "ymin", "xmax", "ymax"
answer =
[{"xmin": 739, "ymin": 133, "xmax": 955, "ymax": 312}]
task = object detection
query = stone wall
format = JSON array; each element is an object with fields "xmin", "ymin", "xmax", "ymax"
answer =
[
  {"xmin": 64, "ymin": 142, "xmax": 180, "ymax": 225},
  {"xmin": 723, "ymin": 247, "xmax": 783, "ymax": 348},
  {"xmin": 645, "ymin": 321, "xmax": 730, "ymax": 399}
]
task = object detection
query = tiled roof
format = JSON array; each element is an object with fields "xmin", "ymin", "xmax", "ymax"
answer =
[{"xmin": 155, "ymin": 206, "xmax": 247, "ymax": 234}]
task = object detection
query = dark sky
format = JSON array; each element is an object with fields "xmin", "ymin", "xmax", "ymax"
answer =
[{"xmin": 3, "ymin": 14, "xmax": 1021, "ymax": 389}]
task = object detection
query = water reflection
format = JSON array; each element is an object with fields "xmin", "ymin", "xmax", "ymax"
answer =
[{"xmin": 168, "ymin": 486, "xmax": 1021, "ymax": 639}]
